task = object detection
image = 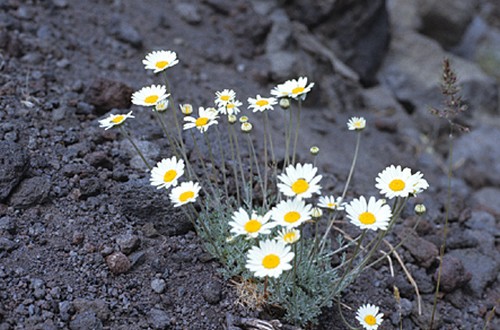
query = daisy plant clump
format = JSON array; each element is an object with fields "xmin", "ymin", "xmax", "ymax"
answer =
[{"xmin": 100, "ymin": 51, "xmax": 431, "ymax": 327}]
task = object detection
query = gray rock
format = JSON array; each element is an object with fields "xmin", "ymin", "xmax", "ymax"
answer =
[
  {"xmin": 0, "ymin": 237, "xmax": 18, "ymax": 252},
  {"xmin": 120, "ymin": 140, "xmax": 159, "ymax": 171},
  {"xmin": 84, "ymin": 78, "xmax": 133, "ymax": 115},
  {"xmin": 466, "ymin": 211, "xmax": 497, "ymax": 236},
  {"xmin": 411, "ymin": 301, "xmax": 442, "ymax": 329},
  {"xmin": 202, "ymin": 281, "xmax": 222, "ymax": 304},
  {"xmin": 0, "ymin": 216, "xmax": 16, "ymax": 234},
  {"xmin": 453, "ymin": 126, "xmax": 500, "ymax": 189},
  {"xmin": 148, "ymin": 308, "xmax": 170, "ymax": 329},
  {"xmin": 116, "ymin": 233, "xmax": 140, "ymax": 255},
  {"xmin": 433, "ymin": 255, "xmax": 471, "ymax": 293},
  {"xmin": 59, "ymin": 301, "xmax": 73, "ymax": 321},
  {"xmin": 112, "ymin": 22, "xmax": 142, "ymax": 48},
  {"xmin": 151, "ymin": 278, "xmax": 166, "ymax": 294},
  {"xmin": 174, "ymin": 3, "xmax": 201, "ymax": 25},
  {"xmin": 474, "ymin": 25, "xmax": 500, "ymax": 80},
  {"xmin": 386, "ymin": 0, "xmax": 421, "ymax": 30},
  {"xmin": 72, "ymin": 298, "xmax": 109, "ymax": 321},
  {"xmin": 0, "ymin": 141, "xmax": 29, "ymax": 202},
  {"xmin": 69, "ymin": 311, "xmax": 103, "ymax": 330},
  {"xmin": 398, "ymin": 228, "xmax": 438, "ymax": 268},
  {"xmin": 10, "ymin": 176, "xmax": 51, "ymax": 208},
  {"xmin": 417, "ymin": 0, "xmax": 478, "ymax": 48},
  {"xmin": 378, "ymin": 30, "xmax": 498, "ymax": 120},
  {"xmin": 267, "ymin": 51, "xmax": 298, "ymax": 81},
  {"xmin": 448, "ymin": 249, "xmax": 500, "ymax": 297},
  {"xmin": 78, "ymin": 177, "xmax": 102, "ymax": 199},
  {"xmin": 472, "ymin": 187, "xmax": 500, "ymax": 217}
]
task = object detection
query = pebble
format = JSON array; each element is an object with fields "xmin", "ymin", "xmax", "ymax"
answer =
[
  {"xmin": 398, "ymin": 228, "xmax": 438, "ymax": 268},
  {"xmin": 69, "ymin": 311, "xmax": 103, "ymax": 330},
  {"xmin": 151, "ymin": 279, "xmax": 166, "ymax": 294},
  {"xmin": 433, "ymin": 255, "xmax": 471, "ymax": 293},
  {"xmin": 148, "ymin": 308, "xmax": 171, "ymax": 329},
  {"xmin": 116, "ymin": 233, "xmax": 140, "ymax": 255},
  {"xmin": 105, "ymin": 252, "xmax": 131, "ymax": 275},
  {"xmin": 202, "ymin": 281, "xmax": 222, "ymax": 304}
]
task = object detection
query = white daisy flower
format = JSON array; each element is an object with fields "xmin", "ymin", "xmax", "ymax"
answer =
[
  {"xmin": 411, "ymin": 171, "xmax": 429, "ymax": 195},
  {"xmin": 98, "ymin": 111, "xmax": 134, "ymax": 130},
  {"xmin": 375, "ymin": 165, "xmax": 420, "ymax": 199},
  {"xmin": 345, "ymin": 196, "xmax": 392, "ymax": 231},
  {"xmin": 228, "ymin": 208, "xmax": 276, "ymax": 239},
  {"xmin": 179, "ymin": 104, "xmax": 193, "ymax": 115},
  {"xmin": 271, "ymin": 77, "xmax": 314, "ymax": 100},
  {"xmin": 270, "ymin": 197, "xmax": 312, "ymax": 229},
  {"xmin": 245, "ymin": 239, "xmax": 294, "ymax": 278},
  {"xmin": 318, "ymin": 195, "xmax": 345, "ymax": 211},
  {"xmin": 277, "ymin": 163, "xmax": 322, "ymax": 199},
  {"xmin": 169, "ymin": 181, "xmax": 201, "ymax": 207},
  {"xmin": 132, "ymin": 85, "xmax": 169, "ymax": 107},
  {"xmin": 215, "ymin": 89, "xmax": 236, "ymax": 107},
  {"xmin": 150, "ymin": 156, "xmax": 185, "ymax": 190},
  {"xmin": 219, "ymin": 99, "xmax": 242, "ymax": 115},
  {"xmin": 275, "ymin": 228, "xmax": 301, "ymax": 244},
  {"xmin": 247, "ymin": 95, "xmax": 277, "ymax": 112},
  {"xmin": 356, "ymin": 303, "xmax": 384, "ymax": 330},
  {"xmin": 347, "ymin": 117, "xmax": 366, "ymax": 131},
  {"xmin": 183, "ymin": 107, "xmax": 219, "ymax": 133},
  {"xmin": 142, "ymin": 50, "xmax": 179, "ymax": 73}
]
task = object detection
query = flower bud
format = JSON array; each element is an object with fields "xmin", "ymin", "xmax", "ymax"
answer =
[
  {"xmin": 155, "ymin": 100, "xmax": 169, "ymax": 112},
  {"xmin": 414, "ymin": 204, "xmax": 426, "ymax": 215},
  {"xmin": 311, "ymin": 207, "xmax": 323, "ymax": 219},
  {"xmin": 239, "ymin": 115, "xmax": 249, "ymax": 123},
  {"xmin": 241, "ymin": 122, "xmax": 253, "ymax": 133},
  {"xmin": 310, "ymin": 146, "xmax": 319, "ymax": 156},
  {"xmin": 279, "ymin": 98, "xmax": 290, "ymax": 110},
  {"xmin": 227, "ymin": 114, "xmax": 237, "ymax": 124}
]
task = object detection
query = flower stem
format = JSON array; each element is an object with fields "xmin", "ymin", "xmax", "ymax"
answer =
[
  {"xmin": 291, "ymin": 98, "xmax": 302, "ymax": 165},
  {"xmin": 119, "ymin": 126, "xmax": 151, "ymax": 170}
]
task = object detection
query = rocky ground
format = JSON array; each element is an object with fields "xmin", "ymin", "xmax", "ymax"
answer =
[{"xmin": 0, "ymin": 0, "xmax": 499, "ymax": 329}]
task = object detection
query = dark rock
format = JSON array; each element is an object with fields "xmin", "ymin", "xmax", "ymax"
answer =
[
  {"xmin": 72, "ymin": 232, "xmax": 85, "ymax": 245},
  {"xmin": 0, "ymin": 216, "xmax": 16, "ymax": 234},
  {"xmin": 9, "ymin": 176, "xmax": 51, "ymax": 208},
  {"xmin": 398, "ymin": 227, "xmax": 438, "ymax": 268},
  {"xmin": 448, "ymin": 249, "xmax": 500, "ymax": 297},
  {"xmin": 84, "ymin": 78, "xmax": 133, "ymax": 115},
  {"xmin": 0, "ymin": 237, "xmax": 18, "ymax": 252},
  {"xmin": 116, "ymin": 233, "xmax": 140, "ymax": 255},
  {"xmin": 0, "ymin": 141, "xmax": 29, "ymax": 202},
  {"xmin": 287, "ymin": 0, "xmax": 390, "ymax": 85},
  {"xmin": 418, "ymin": 0, "xmax": 478, "ymax": 48},
  {"xmin": 142, "ymin": 222, "xmax": 159, "ymax": 238},
  {"xmin": 72, "ymin": 298, "xmax": 109, "ymax": 321},
  {"xmin": 175, "ymin": 3, "xmax": 202, "ymax": 25},
  {"xmin": 69, "ymin": 311, "xmax": 103, "ymax": 330},
  {"xmin": 411, "ymin": 302, "xmax": 442, "ymax": 329},
  {"xmin": 472, "ymin": 187, "xmax": 500, "ymax": 217},
  {"xmin": 433, "ymin": 255, "xmax": 471, "ymax": 293},
  {"xmin": 466, "ymin": 211, "xmax": 497, "ymax": 236},
  {"xmin": 111, "ymin": 21, "xmax": 142, "ymax": 48},
  {"xmin": 114, "ymin": 180, "xmax": 193, "ymax": 236},
  {"xmin": 454, "ymin": 126, "xmax": 500, "ymax": 188},
  {"xmin": 84, "ymin": 151, "xmax": 113, "ymax": 170},
  {"xmin": 202, "ymin": 281, "xmax": 222, "ymax": 304},
  {"xmin": 58, "ymin": 301, "xmax": 73, "ymax": 322},
  {"xmin": 148, "ymin": 308, "xmax": 171, "ymax": 329},
  {"xmin": 78, "ymin": 177, "xmax": 102, "ymax": 199},
  {"xmin": 203, "ymin": 0, "xmax": 231, "ymax": 15},
  {"xmin": 129, "ymin": 250, "xmax": 146, "ymax": 268},
  {"xmin": 106, "ymin": 252, "xmax": 131, "ymax": 275},
  {"xmin": 446, "ymin": 228, "xmax": 479, "ymax": 249}
]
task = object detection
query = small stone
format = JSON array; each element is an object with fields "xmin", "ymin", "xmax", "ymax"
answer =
[
  {"xmin": 59, "ymin": 301, "xmax": 73, "ymax": 321},
  {"xmin": 398, "ymin": 228, "xmax": 438, "ymax": 268},
  {"xmin": 72, "ymin": 232, "xmax": 85, "ymax": 245},
  {"xmin": 69, "ymin": 311, "xmax": 103, "ymax": 330},
  {"xmin": 148, "ymin": 308, "xmax": 170, "ymax": 330},
  {"xmin": 116, "ymin": 233, "xmax": 140, "ymax": 255},
  {"xmin": 0, "ymin": 216, "xmax": 16, "ymax": 234},
  {"xmin": 175, "ymin": 3, "xmax": 202, "ymax": 25},
  {"xmin": 433, "ymin": 255, "xmax": 471, "ymax": 293},
  {"xmin": 106, "ymin": 252, "xmax": 131, "ymax": 275},
  {"xmin": 9, "ymin": 176, "xmax": 51, "ymax": 208},
  {"xmin": 202, "ymin": 281, "xmax": 222, "ymax": 304},
  {"xmin": 142, "ymin": 222, "xmax": 159, "ymax": 238},
  {"xmin": 84, "ymin": 78, "xmax": 133, "ymax": 115},
  {"xmin": 151, "ymin": 278, "xmax": 166, "ymax": 294},
  {"xmin": 0, "ymin": 141, "xmax": 29, "ymax": 202},
  {"xmin": 112, "ymin": 22, "xmax": 142, "ymax": 48},
  {"xmin": 0, "ymin": 237, "xmax": 17, "ymax": 252}
]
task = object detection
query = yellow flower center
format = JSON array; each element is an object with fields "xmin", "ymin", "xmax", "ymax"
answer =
[
  {"xmin": 111, "ymin": 115, "xmax": 125, "ymax": 124},
  {"xmin": 244, "ymin": 219, "xmax": 262, "ymax": 233},
  {"xmin": 145, "ymin": 95, "xmax": 159, "ymax": 104},
  {"xmin": 354, "ymin": 121, "xmax": 363, "ymax": 128},
  {"xmin": 220, "ymin": 95, "xmax": 230, "ymax": 101},
  {"xmin": 283, "ymin": 232, "xmax": 296, "ymax": 243},
  {"xmin": 291, "ymin": 179, "xmax": 309, "ymax": 194},
  {"xmin": 195, "ymin": 117, "xmax": 209, "ymax": 127},
  {"xmin": 262, "ymin": 254, "xmax": 280, "ymax": 269},
  {"xmin": 291, "ymin": 86, "xmax": 305, "ymax": 95},
  {"xmin": 155, "ymin": 60, "xmax": 169, "ymax": 69},
  {"xmin": 256, "ymin": 99, "xmax": 269, "ymax": 107},
  {"xmin": 179, "ymin": 191, "xmax": 194, "ymax": 203},
  {"xmin": 227, "ymin": 103, "xmax": 235, "ymax": 109},
  {"xmin": 389, "ymin": 179, "xmax": 405, "ymax": 192},
  {"xmin": 284, "ymin": 211, "xmax": 301, "ymax": 224},
  {"xmin": 327, "ymin": 203, "xmax": 335, "ymax": 208},
  {"xmin": 163, "ymin": 169, "xmax": 177, "ymax": 183},
  {"xmin": 359, "ymin": 212, "xmax": 376, "ymax": 225},
  {"xmin": 364, "ymin": 314, "xmax": 377, "ymax": 326}
]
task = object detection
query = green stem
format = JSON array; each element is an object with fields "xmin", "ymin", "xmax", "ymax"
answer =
[
  {"xmin": 247, "ymin": 134, "xmax": 264, "ymax": 207},
  {"xmin": 215, "ymin": 125, "xmax": 230, "ymax": 202},
  {"xmin": 227, "ymin": 123, "xmax": 241, "ymax": 204},
  {"xmin": 291, "ymin": 98, "xmax": 302, "ymax": 165},
  {"xmin": 119, "ymin": 126, "xmax": 151, "ymax": 170}
]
